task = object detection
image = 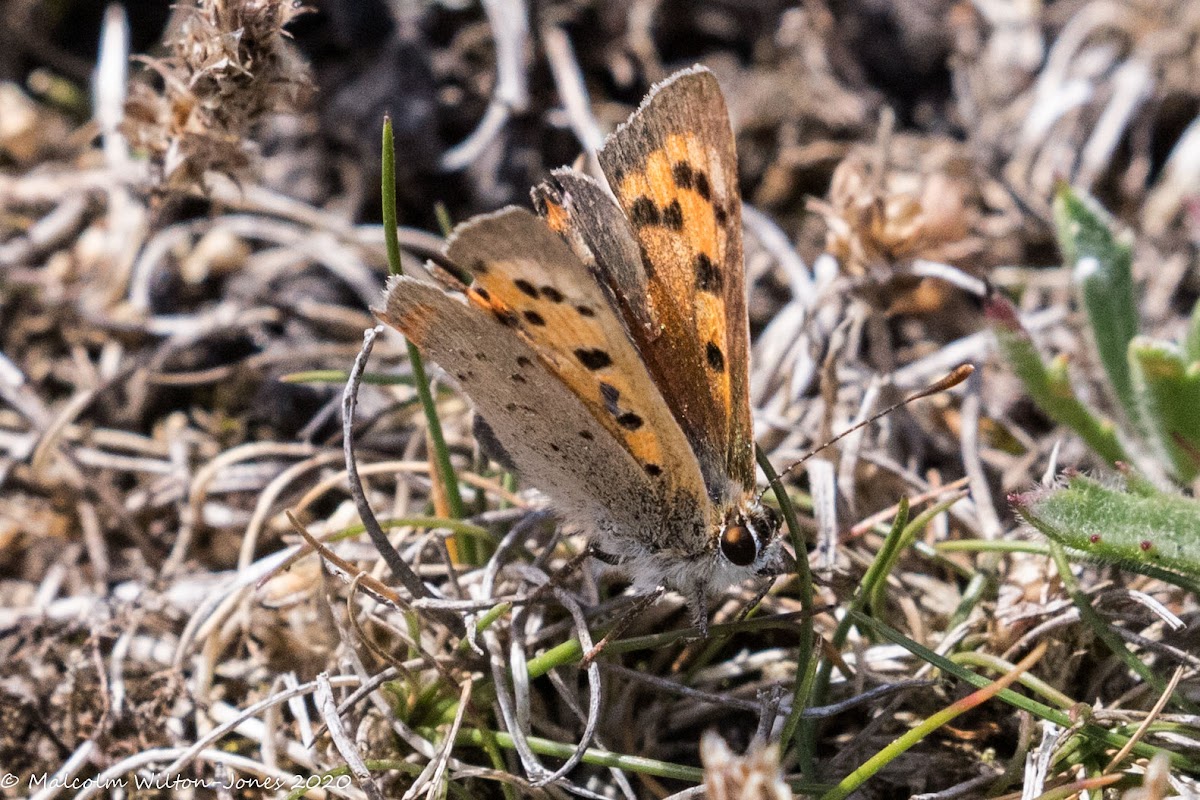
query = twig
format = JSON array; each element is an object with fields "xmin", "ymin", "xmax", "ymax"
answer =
[
  {"xmin": 440, "ymin": 0, "xmax": 529, "ymax": 171},
  {"xmin": 543, "ymin": 26, "xmax": 604, "ymax": 164},
  {"xmin": 146, "ymin": 674, "xmax": 362, "ymax": 785},
  {"xmin": 343, "ymin": 326, "xmax": 428, "ymax": 600},
  {"xmin": 959, "ymin": 365, "xmax": 1003, "ymax": 540},
  {"xmin": 317, "ymin": 673, "xmax": 383, "ymax": 800},
  {"xmin": 1105, "ymin": 667, "xmax": 1185, "ymax": 773}
]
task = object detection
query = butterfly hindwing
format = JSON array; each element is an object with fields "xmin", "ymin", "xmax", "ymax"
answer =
[
  {"xmin": 378, "ymin": 275, "xmax": 706, "ymax": 550},
  {"xmin": 584, "ymin": 67, "xmax": 755, "ymax": 495}
]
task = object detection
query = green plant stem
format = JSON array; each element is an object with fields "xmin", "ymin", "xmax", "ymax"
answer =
[
  {"xmin": 455, "ymin": 602, "xmax": 512, "ymax": 653},
  {"xmin": 381, "ymin": 119, "xmax": 469, "ymax": 553},
  {"xmin": 757, "ymin": 447, "xmax": 817, "ymax": 773},
  {"xmin": 946, "ymin": 571, "xmax": 992, "ymax": 632},
  {"xmin": 523, "ymin": 613, "xmax": 810, "ymax": 679},
  {"xmin": 1047, "ymin": 542, "xmax": 1197, "ymax": 714},
  {"xmin": 445, "ymin": 728, "xmax": 704, "ymax": 782},
  {"xmin": 950, "ymin": 652, "xmax": 1075, "ymax": 709},
  {"xmin": 340, "ymin": 516, "xmax": 491, "ymax": 541},
  {"xmin": 283, "ymin": 369, "xmax": 418, "ymax": 386},
  {"xmin": 821, "ymin": 643, "xmax": 1044, "ymax": 800},
  {"xmin": 849, "ymin": 610, "xmax": 1197, "ymax": 770},
  {"xmin": 790, "ymin": 499, "xmax": 909, "ymax": 792},
  {"xmin": 869, "ymin": 495, "xmax": 962, "ymax": 614}
]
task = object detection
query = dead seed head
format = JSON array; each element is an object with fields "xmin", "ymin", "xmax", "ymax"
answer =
[
  {"xmin": 122, "ymin": 0, "xmax": 312, "ymax": 192},
  {"xmin": 814, "ymin": 149, "xmax": 976, "ymax": 277}
]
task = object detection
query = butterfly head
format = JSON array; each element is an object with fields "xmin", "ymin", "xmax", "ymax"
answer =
[
  {"xmin": 673, "ymin": 492, "xmax": 792, "ymax": 606},
  {"xmin": 716, "ymin": 495, "xmax": 791, "ymax": 578},
  {"xmin": 718, "ymin": 500, "xmax": 780, "ymax": 572}
]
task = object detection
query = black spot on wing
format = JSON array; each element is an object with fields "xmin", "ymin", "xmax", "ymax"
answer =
[
  {"xmin": 575, "ymin": 348, "xmax": 613, "ymax": 370},
  {"xmin": 540, "ymin": 286, "xmax": 564, "ymax": 303},
  {"xmin": 493, "ymin": 308, "xmax": 519, "ymax": 327},
  {"xmin": 510, "ymin": 373, "xmax": 528, "ymax": 384},
  {"xmin": 616, "ymin": 412, "xmax": 644, "ymax": 430},
  {"xmin": 578, "ymin": 430, "xmax": 594, "ymax": 440},
  {"xmin": 706, "ymin": 341, "xmax": 725, "ymax": 372},
  {"xmin": 576, "ymin": 305, "xmax": 596, "ymax": 317},
  {"xmin": 695, "ymin": 171, "xmax": 711, "ymax": 201},
  {"xmin": 631, "ymin": 197, "xmax": 660, "ymax": 227},
  {"xmin": 644, "ymin": 463, "xmax": 663, "ymax": 476},
  {"xmin": 672, "ymin": 161, "xmax": 694, "ymax": 189},
  {"xmin": 662, "ymin": 200, "xmax": 684, "ymax": 230},
  {"xmin": 523, "ymin": 310, "xmax": 546, "ymax": 326},
  {"xmin": 514, "ymin": 279, "xmax": 539, "ymax": 298},
  {"xmin": 695, "ymin": 253, "xmax": 723, "ymax": 293},
  {"xmin": 516, "ymin": 356, "xmax": 532, "ymax": 368},
  {"xmin": 474, "ymin": 287, "xmax": 491, "ymax": 301},
  {"xmin": 714, "ymin": 204, "xmax": 728, "ymax": 226}
]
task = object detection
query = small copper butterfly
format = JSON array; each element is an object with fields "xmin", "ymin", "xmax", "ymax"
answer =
[{"xmin": 375, "ymin": 66, "xmax": 793, "ymax": 629}]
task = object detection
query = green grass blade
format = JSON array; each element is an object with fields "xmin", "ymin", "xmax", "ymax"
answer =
[
  {"xmin": 757, "ymin": 446, "xmax": 818, "ymax": 772},
  {"xmin": 848, "ymin": 611, "xmax": 1198, "ymax": 770},
  {"xmin": 1046, "ymin": 540, "xmax": 1197, "ymax": 714},
  {"xmin": 820, "ymin": 643, "xmax": 1045, "ymax": 800},
  {"xmin": 381, "ymin": 118, "xmax": 469, "ymax": 544},
  {"xmin": 448, "ymin": 728, "xmax": 704, "ymax": 782},
  {"xmin": 807, "ymin": 498, "xmax": 910, "ymax": 742}
]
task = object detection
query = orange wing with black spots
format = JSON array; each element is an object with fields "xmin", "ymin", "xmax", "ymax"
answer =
[
  {"xmin": 440, "ymin": 207, "xmax": 710, "ymax": 512},
  {"xmin": 558, "ymin": 68, "xmax": 754, "ymax": 496},
  {"xmin": 377, "ymin": 276, "xmax": 707, "ymax": 549}
]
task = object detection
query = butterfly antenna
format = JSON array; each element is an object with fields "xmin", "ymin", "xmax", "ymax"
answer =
[{"xmin": 760, "ymin": 363, "xmax": 975, "ymax": 497}]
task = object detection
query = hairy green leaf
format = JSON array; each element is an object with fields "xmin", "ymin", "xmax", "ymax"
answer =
[
  {"xmin": 1054, "ymin": 185, "xmax": 1139, "ymax": 426},
  {"xmin": 1128, "ymin": 337, "xmax": 1200, "ymax": 482},
  {"xmin": 1012, "ymin": 473, "xmax": 1200, "ymax": 579},
  {"xmin": 986, "ymin": 292, "xmax": 1126, "ymax": 465}
]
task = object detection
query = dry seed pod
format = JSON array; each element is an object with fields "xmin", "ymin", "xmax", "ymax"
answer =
[{"xmin": 701, "ymin": 731, "xmax": 792, "ymax": 800}]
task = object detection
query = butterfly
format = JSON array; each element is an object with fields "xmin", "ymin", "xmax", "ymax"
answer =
[{"xmin": 375, "ymin": 66, "xmax": 793, "ymax": 629}]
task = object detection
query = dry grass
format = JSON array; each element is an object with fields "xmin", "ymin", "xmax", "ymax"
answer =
[{"xmin": 0, "ymin": 0, "xmax": 1198, "ymax": 798}]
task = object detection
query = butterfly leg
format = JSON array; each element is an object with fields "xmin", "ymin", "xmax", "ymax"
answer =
[
  {"xmin": 588, "ymin": 545, "xmax": 622, "ymax": 566},
  {"xmin": 689, "ymin": 589, "xmax": 711, "ymax": 639},
  {"xmin": 526, "ymin": 543, "xmax": 595, "ymax": 606},
  {"xmin": 731, "ymin": 578, "xmax": 775, "ymax": 625},
  {"xmin": 580, "ymin": 586, "xmax": 665, "ymax": 667}
]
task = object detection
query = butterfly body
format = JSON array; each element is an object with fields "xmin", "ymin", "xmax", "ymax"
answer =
[{"xmin": 377, "ymin": 67, "xmax": 791, "ymax": 620}]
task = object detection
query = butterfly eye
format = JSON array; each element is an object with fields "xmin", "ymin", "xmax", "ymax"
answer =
[
  {"xmin": 757, "ymin": 505, "xmax": 780, "ymax": 533},
  {"xmin": 720, "ymin": 525, "xmax": 758, "ymax": 566}
]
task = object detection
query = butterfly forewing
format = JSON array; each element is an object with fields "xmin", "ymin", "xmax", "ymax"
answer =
[
  {"xmin": 591, "ymin": 67, "xmax": 755, "ymax": 495},
  {"xmin": 532, "ymin": 171, "xmax": 660, "ymax": 357},
  {"xmin": 446, "ymin": 208, "xmax": 712, "ymax": 531}
]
